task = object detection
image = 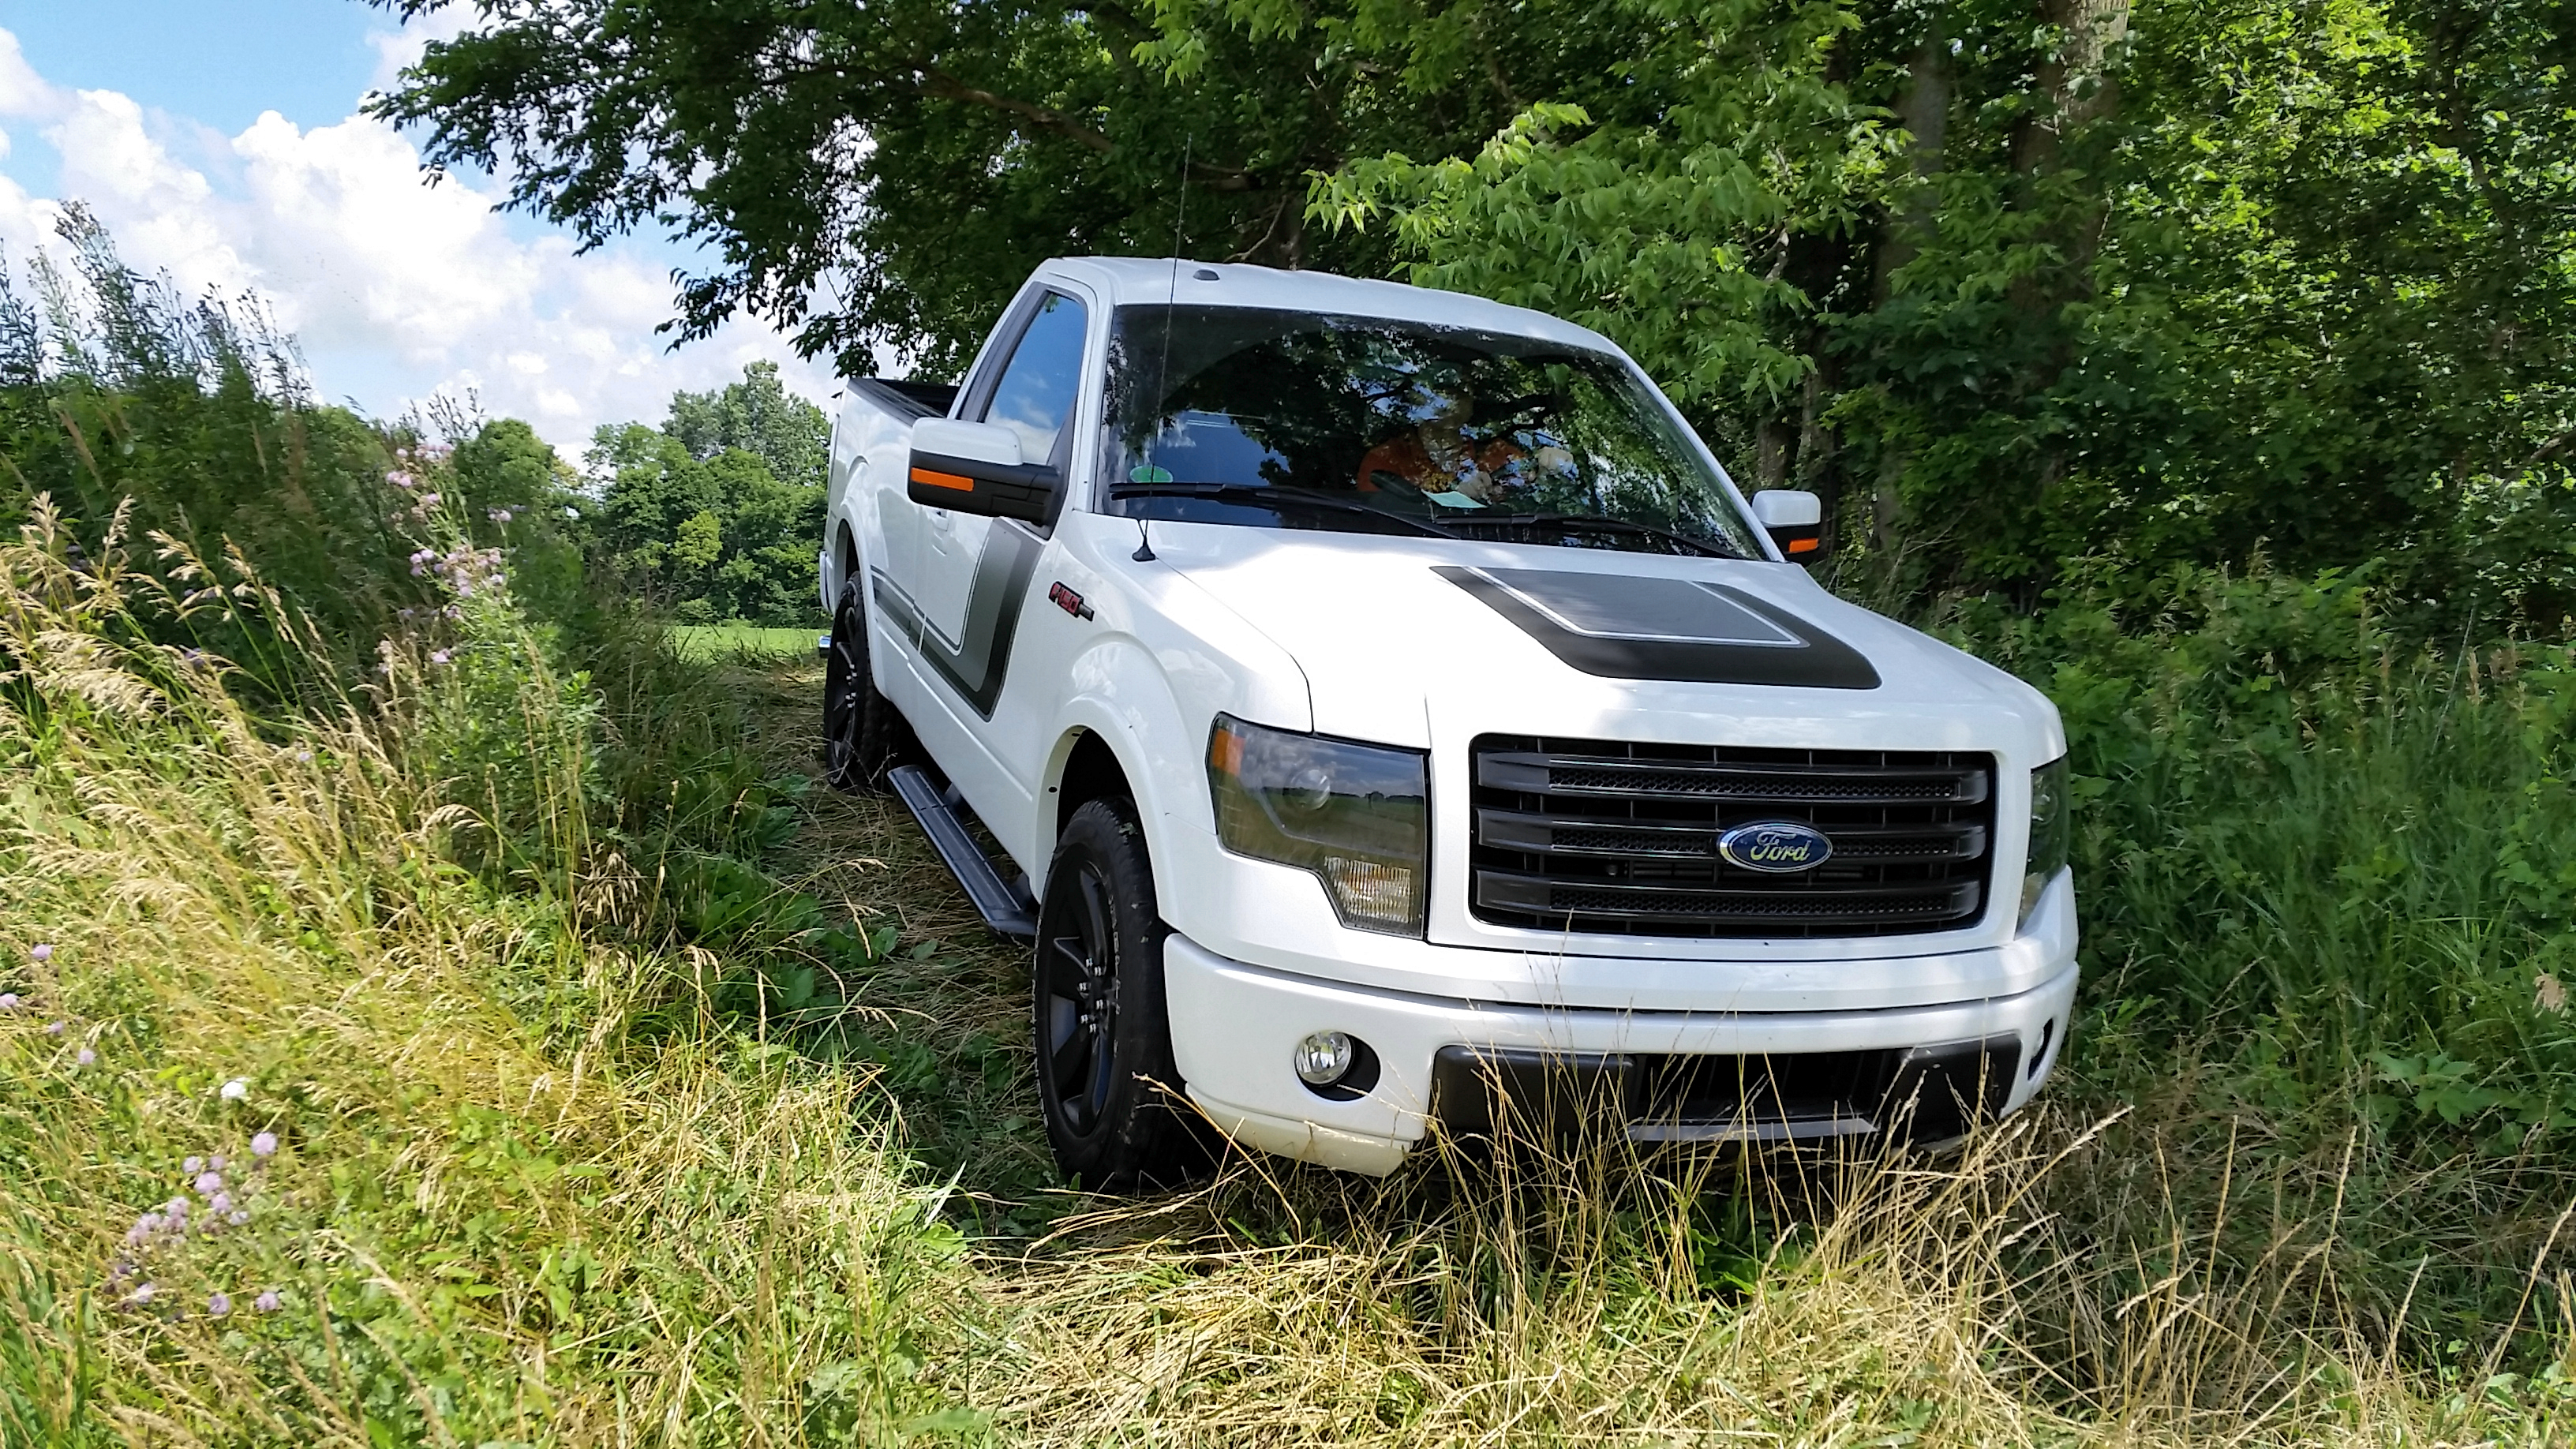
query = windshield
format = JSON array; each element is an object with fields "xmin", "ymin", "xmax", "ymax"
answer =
[{"xmin": 1097, "ymin": 305, "xmax": 1762, "ymax": 558}]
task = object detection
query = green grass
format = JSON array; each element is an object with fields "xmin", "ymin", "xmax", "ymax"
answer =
[
  {"xmin": 11, "ymin": 511, "xmax": 2576, "ymax": 1443},
  {"xmin": 667, "ymin": 622, "xmax": 822, "ymax": 661}
]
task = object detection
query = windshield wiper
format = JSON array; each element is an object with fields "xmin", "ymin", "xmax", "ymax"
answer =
[
  {"xmin": 1110, "ymin": 481, "xmax": 1459, "ymax": 538},
  {"xmin": 1433, "ymin": 511, "xmax": 1735, "ymax": 558}
]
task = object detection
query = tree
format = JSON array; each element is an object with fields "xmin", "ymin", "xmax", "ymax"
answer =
[
  {"xmin": 1329, "ymin": 0, "xmax": 2576, "ymax": 608},
  {"xmin": 665, "ymin": 361, "xmax": 826, "ymax": 489},
  {"xmin": 581, "ymin": 363, "xmax": 833, "ymax": 624},
  {"xmin": 364, "ymin": 0, "xmax": 1662, "ymax": 376},
  {"xmin": 376, "ymin": 0, "xmax": 2576, "ymax": 619}
]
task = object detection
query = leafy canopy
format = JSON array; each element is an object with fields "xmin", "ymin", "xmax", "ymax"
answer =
[{"xmin": 373, "ymin": 0, "xmax": 2576, "ymax": 621}]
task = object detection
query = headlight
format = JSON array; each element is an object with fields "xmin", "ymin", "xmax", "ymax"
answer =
[
  {"xmin": 2019, "ymin": 754, "xmax": 2070, "ymax": 927},
  {"xmin": 1208, "ymin": 713, "xmax": 1428, "ymax": 934}
]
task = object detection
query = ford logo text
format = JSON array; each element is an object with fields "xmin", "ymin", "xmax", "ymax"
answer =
[{"xmin": 1717, "ymin": 821, "xmax": 1834, "ymax": 874}]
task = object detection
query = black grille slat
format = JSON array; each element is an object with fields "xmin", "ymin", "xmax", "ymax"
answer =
[
  {"xmin": 1470, "ymin": 736, "xmax": 1998, "ymax": 940},
  {"xmin": 1477, "ymin": 810, "xmax": 1986, "ymax": 865},
  {"xmin": 1477, "ymin": 752, "xmax": 1987, "ymax": 804}
]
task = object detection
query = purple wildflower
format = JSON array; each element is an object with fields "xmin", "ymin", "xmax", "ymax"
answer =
[
  {"xmin": 251, "ymin": 1132, "xmax": 278, "ymax": 1158},
  {"xmin": 417, "ymin": 492, "xmax": 441, "ymax": 507},
  {"xmin": 207, "ymin": 1291, "xmax": 230, "ymax": 1316},
  {"xmin": 228, "ymin": 1210, "xmax": 249, "ymax": 1226},
  {"xmin": 165, "ymin": 1197, "xmax": 188, "ymax": 1219},
  {"xmin": 220, "ymin": 1078, "xmax": 248, "ymax": 1101},
  {"xmin": 29, "ymin": 944, "xmax": 50, "ymax": 962},
  {"xmin": 254, "ymin": 1290, "xmax": 280, "ymax": 1313},
  {"xmin": 429, "ymin": 649, "xmax": 451, "ymax": 666},
  {"xmin": 296, "ymin": 751, "xmax": 313, "ymax": 764},
  {"xmin": 45, "ymin": 1020, "xmax": 62, "ymax": 1036},
  {"xmin": 209, "ymin": 1192, "xmax": 232, "ymax": 1214},
  {"xmin": 183, "ymin": 1156, "xmax": 204, "ymax": 1174},
  {"xmin": 75, "ymin": 1047, "xmax": 95, "ymax": 1066},
  {"xmin": 194, "ymin": 1171, "xmax": 223, "ymax": 1196},
  {"xmin": 129, "ymin": 1282, "xmax": 155, "ymax": 1305},
  {"xmin": 397, "ymin": 608, "xmax": 416, "ymax": 620},
  {"xmin": 209, "ymin": 1155, "xmax": 227, "ymax": 1171},
  {"xmin": 0, "ymin": 994, "xmax": 17, "ymax": 1010},
  {"xmin": 489, "ymin": 508, "xmax": 513, "ymax": 524}
]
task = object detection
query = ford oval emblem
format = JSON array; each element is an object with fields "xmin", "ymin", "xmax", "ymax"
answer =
[{"xmin": 1717, "ymin": 821, "xmax": 1833, "ymax": 874}]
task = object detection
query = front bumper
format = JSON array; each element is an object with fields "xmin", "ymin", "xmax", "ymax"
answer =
[{"xmin": 1165, "ymin": 932, "xmax": 2080, "ymax": 1176}]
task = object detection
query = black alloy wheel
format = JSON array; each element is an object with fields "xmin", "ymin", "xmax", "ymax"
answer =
[
  {"xmin": 1033, "ymin": 797, "xmax": 1209, "ymax": 1189},
  {"xmin": 822, "ymin": 574, "xmax": 904, "ymax": 792}
]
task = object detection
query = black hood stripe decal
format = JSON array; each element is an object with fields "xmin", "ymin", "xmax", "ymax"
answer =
[{"xmin": 1437, "ymin": 566, "xmax": 1881, "ymax": 689}]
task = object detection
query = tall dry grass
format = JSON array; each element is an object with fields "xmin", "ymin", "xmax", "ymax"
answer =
[
  {"xmin": 0, "ymin": 500, "xmax": 979, "ymax": 1445},
  {"xmin": 920, "ymin": 1108, "xmax": 2571, "ymax": 1447},
  {"xmin": 6, "ymin": 494, "xmax": 2575, "ymax": 1446}
]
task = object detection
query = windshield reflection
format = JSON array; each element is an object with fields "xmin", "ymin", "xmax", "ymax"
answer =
[{"xmin": 1099, "ymin": 305, "xmax": 1761, "ymax": 558}]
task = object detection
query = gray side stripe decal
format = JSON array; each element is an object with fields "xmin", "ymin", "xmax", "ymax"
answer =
[{"xmin": 871, "ymin": 522, "xmax": 1045, "ymax": 719}]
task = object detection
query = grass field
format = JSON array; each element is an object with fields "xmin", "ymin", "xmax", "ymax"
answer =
[
  {"xmin": 667, "ymin": 622, "xmax": 823, "ymax": 661},
  {"xmin": 10, "ymin": 529, "xmax": 2576, "ymax": 1443}
]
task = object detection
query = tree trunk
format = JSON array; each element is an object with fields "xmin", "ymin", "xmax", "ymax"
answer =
[
  {"xmin": 2009, "ymin": 0, "xmax": 2129, "ymax": 520},
  {"xmin": 1873, "ymin": 28, "xmax": 1954, "ymax": 303}
]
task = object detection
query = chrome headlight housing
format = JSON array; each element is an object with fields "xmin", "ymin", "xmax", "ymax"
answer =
[
  {"xmin": 2019, "ymin": 754, "xmax": 2070, "ymax": 927},
  {"xmin": 1208, "ymin": 713, "xmax": 1428, "ymax": 935}
]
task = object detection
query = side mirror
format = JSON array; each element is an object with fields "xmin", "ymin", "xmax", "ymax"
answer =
[
  {"xmin": 1750, "ymin": 489, "xmax": 1822, "ymax": 561},
  {"xmin": 908, "ymin": 418, "xmax": 1061, "ymax": 525}
]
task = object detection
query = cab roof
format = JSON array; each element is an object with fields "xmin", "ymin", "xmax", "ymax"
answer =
[{"xmin": 1034, "ymin": 257, "xmax": 1621, "ymax": 357}]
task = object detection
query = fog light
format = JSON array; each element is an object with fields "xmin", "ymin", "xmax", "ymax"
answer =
[{"xmin": 1294, "ymin": 1031, "xmax": 1356, "ymax": 1087}]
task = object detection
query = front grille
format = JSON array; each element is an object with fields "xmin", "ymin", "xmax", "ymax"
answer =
[{"xmin": 1470, "ymin": 735, "xmax": 1997, "ymax": 938}]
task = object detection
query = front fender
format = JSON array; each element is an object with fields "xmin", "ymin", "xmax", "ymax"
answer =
[
  {"xmin": 1035, "ymin": 640, "xmax": 1219, "ymax": 923},
  {"xmin": 1028, "ymin": 513, "xmax": 1312, "ymax": 927}
]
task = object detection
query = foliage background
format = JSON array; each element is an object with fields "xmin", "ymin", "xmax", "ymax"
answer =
[
  {"xmin": 376, "ymin": 0, "xmax": 2576, "ymax": 622},
  {"xmin": 580, "ymin": 361, "xmax": 832, "ymax": 627}
]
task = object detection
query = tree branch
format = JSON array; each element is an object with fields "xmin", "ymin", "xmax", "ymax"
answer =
[{"xmin": 912, "ymin": 66, "xmax": 1117, "ymax": 153}]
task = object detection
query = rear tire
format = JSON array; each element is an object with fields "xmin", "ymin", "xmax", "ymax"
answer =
[
  {"xmin": 1032, "ymin": 797, "xmax": 1209, "ymax": 1189},
  {"xmin": 822, "ymin": 574, "xmax": 904, "ymax": 792}
]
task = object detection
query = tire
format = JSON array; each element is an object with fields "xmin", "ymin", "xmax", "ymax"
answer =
[
  {"xmin": 822, "ymin": 573, "xmax": 905, "ymax": 792},
  {"xmin": 1032, "ymin": 797, "xmax": 1209, "ymax": 1189}
]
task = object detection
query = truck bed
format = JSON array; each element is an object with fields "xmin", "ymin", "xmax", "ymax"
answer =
[{"xmin": 850, "ymin": 376, "xmax": 957, "ymax": 420}]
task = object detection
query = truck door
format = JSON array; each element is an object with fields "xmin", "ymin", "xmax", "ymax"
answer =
[{"xmin": 901, "ymin": 289, "xmax": 1088, "ymax": 713}]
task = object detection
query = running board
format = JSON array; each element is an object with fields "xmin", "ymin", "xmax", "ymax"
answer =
[{"xmin": 887, "ymin": 764, "xmax": 1038, "ymax": 939}]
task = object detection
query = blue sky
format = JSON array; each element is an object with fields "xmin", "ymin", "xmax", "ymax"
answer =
[{"xmin": 0, "ymin": 1, "xmax": 832, "ymax": 454}]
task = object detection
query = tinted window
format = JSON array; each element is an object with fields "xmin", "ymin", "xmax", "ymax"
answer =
[
  {"xmin": 981, "ymin": 292, "xmax": 1089, "ymax": 462},
  {"xmin": 1097, "ymin": 305, "xmax": 1761, "ymax": 558}
]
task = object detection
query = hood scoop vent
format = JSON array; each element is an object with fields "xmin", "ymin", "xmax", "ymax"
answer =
[{"xmin": 1436, "ymin": 567, "xmax": 1880, "ymax": 689}]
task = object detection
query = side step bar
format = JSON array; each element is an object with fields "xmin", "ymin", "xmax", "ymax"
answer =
[{"xmin": 887, "ymin": 763, "xmax": 1039, "ymax": 940}]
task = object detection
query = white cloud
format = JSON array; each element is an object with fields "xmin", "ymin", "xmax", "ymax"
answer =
[
  {"xmin": 365, "ymin": 9, "xmax": 477, "ymax": 97},
  {"xmin": 0, "ymin": 26, "xmax": 839, "ymax": 457},
  {"xmin": 0, "ymin": 29, "xmax": 64, "ymax": 121}
]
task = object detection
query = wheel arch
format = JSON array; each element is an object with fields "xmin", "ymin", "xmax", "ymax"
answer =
[
  {"xmin": 1036, "ymin": 651, "xmax": 1208, "ymax": 919},
  {"xmin": 1052, "ymin": 729, "xmax": 1134, "ymax": 849}
]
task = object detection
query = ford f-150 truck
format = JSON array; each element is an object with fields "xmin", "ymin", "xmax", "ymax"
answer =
[{"xmin": 818, "ymin": 258, "xmax": 2077, "ymax": 1185}]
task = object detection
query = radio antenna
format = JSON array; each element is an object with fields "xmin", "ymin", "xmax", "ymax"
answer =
[{"xmin": 1133, "ymin": 133, "xmax": 1193, "ymax": 564}]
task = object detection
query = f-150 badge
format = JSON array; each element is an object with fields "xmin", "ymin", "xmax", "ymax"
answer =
[{"xmin": 1717, "ymin": 821, "xmax": 1833, "ymax": 873}]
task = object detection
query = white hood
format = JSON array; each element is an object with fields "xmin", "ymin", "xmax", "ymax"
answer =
[{"xmin": 1142, "ymin": 522, "xmax": 2063, "ymax": 766}]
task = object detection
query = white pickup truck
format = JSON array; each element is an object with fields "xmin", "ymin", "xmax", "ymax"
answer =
[{"xmin": 818, "ymin": 258, "xmax": 2077, "ymax": 1185}]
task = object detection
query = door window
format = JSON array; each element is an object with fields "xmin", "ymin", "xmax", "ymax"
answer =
[{"xmin": 980, "ymin": 292, "xmax": 1089, "ymax": 464}]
